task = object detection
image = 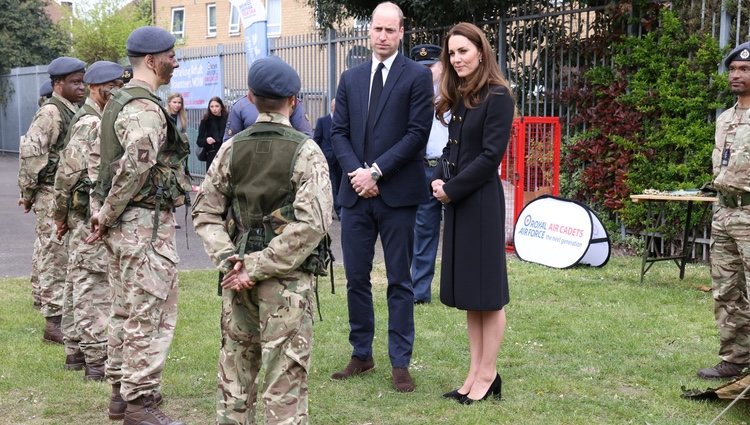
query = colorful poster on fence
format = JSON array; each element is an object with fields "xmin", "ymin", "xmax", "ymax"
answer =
[
  {"xmin": 229, "ymin": 0, "xmax": 268, "ymax": 68},
  {"xmin": 171, "ymin": 56, "xmax": 223, "ymax": 110}
]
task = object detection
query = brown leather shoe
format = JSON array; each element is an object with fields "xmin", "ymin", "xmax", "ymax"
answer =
[
  {"xmin": 43, "ymin": 316, "xmax": 63, "ymax": 344},
  {"xmin": 123, "ymin": 395, "xmax": 184, "ymax": 425},
  {"xmin": 109, "ymin": 384, "xmax": 164, "ymax": 420},
  {"xmin": 392, "ymin": 367, "xmax": 415, "ymax": 393},
  {"xmin": 64, "ymin": 350, "xmax": 85, "ymax": 371},
  {"xmin": 84, "ymin": 363, "xmax": 105, "ymax": 381},
  {"xmin": 698, "ymin": 361, "xmax": 750, "ymax": 379},
  {"xmin": 331, "ymin": 357, "xmax": 375, "ymax": 380}
]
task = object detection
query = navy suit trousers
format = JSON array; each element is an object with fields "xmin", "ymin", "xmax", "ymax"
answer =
[
  {"xmin": 411, "ymin": 163, "xmax": 443, "ymax": 303},
  {"xmin": 341, "ymin": 196, "xmax": 417, "ymax": 368}
]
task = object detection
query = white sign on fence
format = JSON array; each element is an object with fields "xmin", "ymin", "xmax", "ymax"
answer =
[{"xmin": 513, "ymin": 195, "xmax": 610, "ymax": 268}]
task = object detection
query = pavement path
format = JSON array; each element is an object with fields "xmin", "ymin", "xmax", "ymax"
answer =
[{"xmin": 0, "ymin": 154, "xmax": 362, "ymax": 278}]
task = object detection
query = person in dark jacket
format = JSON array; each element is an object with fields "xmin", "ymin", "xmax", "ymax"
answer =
[
  {"xmin": 432, "ymin": 22, "xmax": 515, "ymax": 405},
  {"xmin": 196, "ymin": 96, "xmax": 228, "ymax": 168},
  {"xmin": 314, "ymin": 99, "xmax": 341, "ymax": 218}
]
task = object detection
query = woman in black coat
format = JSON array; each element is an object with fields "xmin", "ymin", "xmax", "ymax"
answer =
[
  {"xmin": 432, "ymin": 22, "xmax": 515, "ymax": 405},
  {"xmin": 196, "ymin": 96, "xmax": 228, "ymax": 168}
]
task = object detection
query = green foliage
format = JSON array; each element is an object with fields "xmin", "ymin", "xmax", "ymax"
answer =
[
  {"xmin": 0, "ymin": 0, "xmax": 71, "ymax": 103},
  {"xmin": 563, "ymin": 8, "xmax": 730, "ymax": 237},
  {"xmin": 61, "ymin": 0, "xmax": 151, "ymax": 64}
]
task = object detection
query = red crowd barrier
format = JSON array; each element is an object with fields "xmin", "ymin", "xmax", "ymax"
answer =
[{"xmin": 498, "ymin": 117, "xmax": 561, "ymax": 251}]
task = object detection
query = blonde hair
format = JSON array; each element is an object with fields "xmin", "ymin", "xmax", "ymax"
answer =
[
  {"xmin": 166, "ymin": 92, "xmax": 187, "ymax": 130},
  {"xmin": 436, "ymin": 22, "xmax": 515, "ymax": 124}
]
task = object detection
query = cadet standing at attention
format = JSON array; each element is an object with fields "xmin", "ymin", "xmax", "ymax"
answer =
[
  {"xmin": 18, "ymin": 56, "xmax": 86, "ymax": 343},
  {"xmin": 53, "ymin": 61, "xmax": 125, "ymax": 380},
  {"xmin": 192, "ymin": 56, "xmax": 332, "ymax": 425},
  {"xmin": 699, "ymin": 41, "xmax": 750, "ymax": 380},
  {"xmin": 87, "ymin": 26, "xmax": 189, "ymax": 425}
]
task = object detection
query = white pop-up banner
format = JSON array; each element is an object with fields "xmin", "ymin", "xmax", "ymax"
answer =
[{"xmin": 513, "ymin": 195, "xmax": 610, "ymax": 268}]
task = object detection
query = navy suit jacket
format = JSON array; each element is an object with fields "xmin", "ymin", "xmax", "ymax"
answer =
[
  {"xmin": 314, "ymin": 114, "xmax": 336, "ymax": 165},
  {"xmin": 331, "ymin": 53, "xmax": 434, "ymax": 208}
]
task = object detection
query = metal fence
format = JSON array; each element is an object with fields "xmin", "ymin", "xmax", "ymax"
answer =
[{"xmin": 2, "ymin": 0, "xmax": 750, "ymax": 259}]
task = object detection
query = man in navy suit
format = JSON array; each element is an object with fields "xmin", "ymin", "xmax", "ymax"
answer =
[
  {"xmin": 314, "ymin": 99, "xmax": 342, "ymax": 218},
  {"xmin": 330, "ymin": 1, "xmax": 433, "ymax": 393}
]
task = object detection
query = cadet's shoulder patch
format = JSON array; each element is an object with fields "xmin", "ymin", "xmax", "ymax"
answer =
[{"xmin": 137, "ymin": 149, "xmax": 150, "ymax": 162}]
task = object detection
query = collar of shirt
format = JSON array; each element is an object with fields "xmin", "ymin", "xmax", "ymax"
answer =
[
  {"xmin": 256, "ymin": 112, "xmax": 292, "ymax": 127},
  {"xmin": 370, "ymin": 52, "xmax": 398, "ymax": 87},
  {"xmin": 126, "ymin": 79, "xmax": 160, "ymax": 99},
  {"xmin": 84, "ymin": 96, "xmax": 103, "ymax": 115},
  {"xmin": 51, "ymin": 92, "xmax": 79, "ymax": 113}
]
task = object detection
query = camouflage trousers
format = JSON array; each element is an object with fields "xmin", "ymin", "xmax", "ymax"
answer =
[
  {"xmin": 217, "ymin": 271, "xmax": 314, "ymax": 425},
  {"xmin": 104, "ymin": 207, "xmax": 180, "ymax": 401},
  {"xmin": 60, "ymin": 210, "xmax": 111, "ymax": 362},
  {"xmin": 30, "ymin": 235, "xmax": 41, "ymax": 308},
  {"xmin": 711, "ymin": 205, "xmax": 750, "ymax": 364},
  {"xmin": 32, "ymin": 187, "xmax": 68, "ymax": 317}
]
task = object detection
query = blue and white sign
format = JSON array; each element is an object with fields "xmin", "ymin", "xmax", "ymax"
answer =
[
  {"xmin": 171, "ymin": 56, "xmax": 223, "ymax": 110},
  {"xmin": 514, "ymin": 195, "xmax": 610, "ymax": 268},
  {"xmin": 229, "ymin": 0, "xmax": 268, "ymax": 68}
]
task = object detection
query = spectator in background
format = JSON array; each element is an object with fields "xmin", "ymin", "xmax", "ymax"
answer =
[
  {"xmin": 196, "ymin": 96, "xmax": 228, "ymax": 168},
  {"xmin": 166, "ymin": 92, "xmax": 187, "ymax": 137},
  {"xmin": 410, "ymin": 44, "xmax": 449, "ymax": 305},
  {"xmin": 314, "ymin": 99, "xmax": 342, "ymax": 219},
  {"xmin": 432, "ymin": 22, "xmax": 515, "ymax": 405}
]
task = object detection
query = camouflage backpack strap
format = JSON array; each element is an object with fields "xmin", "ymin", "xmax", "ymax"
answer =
[
  {"xmin": 37, "ymin": 96, "xmax": 77, "ymax": 185},
  {"xmin": 66, "ymin": 103, "xmax": 99, "ymax": 215}
]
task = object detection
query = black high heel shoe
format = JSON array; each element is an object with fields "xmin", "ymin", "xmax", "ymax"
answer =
[
  {"xmin": 456, "ymin": 374, "xmax": 502, "ymax": 405},
  {"xmin": 442, "ymin": 388, "xmax": 468, "ymax": 400}
]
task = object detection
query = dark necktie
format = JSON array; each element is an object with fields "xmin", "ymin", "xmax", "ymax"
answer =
[{"xmin": 365, "ymin": 62, "xmax": 385, "ymax": 162}]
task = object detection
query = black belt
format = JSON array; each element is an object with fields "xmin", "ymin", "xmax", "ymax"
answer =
[
  {"xmin": 718, "ymin": 192, "xmax": 750, "ymax": 208},
  {"xmin": 424, "ymin": 158, "xmax": 440, "ymax": 167}
]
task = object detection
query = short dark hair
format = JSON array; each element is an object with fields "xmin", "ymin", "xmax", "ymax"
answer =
[{"xmin": 253, "ymin": 96, "xmax": 289, "ymax": 113}]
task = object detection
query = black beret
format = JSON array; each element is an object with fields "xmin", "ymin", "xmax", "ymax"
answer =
[
  {"xmin": 39, "ymin": 81, "xmax": 53, "ymax": 97},
  {"xmin": 126, "ymin": 26, "xmax": 176, "ymax": 57},
  {"xmin": 725, "ymin": 42, "xmax": 750, "ymax": 68},
  {"xmin": 48, "ymin": 57, "xmax": 86, "ymax": 77},
  {"xmin": 84, "ymin": 61, "xmax": 125, "ymax": 84},
  {"xmin": 247, "ymin": 56, "xmax": 301, "ymax": 99},
  {"xmin": 410, "ymin": 44, "xmax": 441, "ymax": 65}
]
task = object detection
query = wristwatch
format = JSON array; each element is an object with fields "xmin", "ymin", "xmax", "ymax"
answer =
[{"xmin": 370, "ymin": 167, "xmax": 381, "ymax": 181}]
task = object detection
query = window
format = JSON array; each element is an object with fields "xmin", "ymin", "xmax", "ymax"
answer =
[
  {"xmin": 229, "ymin": 5, "xmax": 240, "ymax": 34},
  {"xmin": 207, "ymin": 4, "xmax": 216, "ymax": 36},
  {"xmin": 266, "ymin": 0, "xmax": 281, "ymax": 38},
  {"xmin": 171, "ymin": 8, "xmax": 185, "ymax": 39}
]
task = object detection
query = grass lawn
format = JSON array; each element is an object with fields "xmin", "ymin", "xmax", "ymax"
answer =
[{"xmin": 1, "ymin": 255, "xmax": 750, "ymax": 425}]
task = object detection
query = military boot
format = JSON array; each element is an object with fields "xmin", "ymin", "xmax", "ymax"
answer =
[
  {"xmin": 110, "ymin": 383, "xmax": 164, "ymax": 420},
  {"xmin": 697, "ymin": 360, "xmax": 750, "ymax": 379},
  {"xmin": 64, "ymin": 350, "xmax": 85, "ymax": 370},
  {"xmin": 123, "ymin": 394, "xmax": 184, "ymax": 425},
  {"xmin": 43, "ymin": 315, "xmax": 63, "ymax": 344},
  {"xmin": 84, "ymin": 363, "xmax": 105, "ymax": 381}
]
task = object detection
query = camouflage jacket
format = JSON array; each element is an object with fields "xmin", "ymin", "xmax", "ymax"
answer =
[
  {"xmin": 97, "ymin": 79, "xmax": 175, "ymax": 227},
  {"xmin": 714, "ymin": 104, "xmax": 750, "ymax": 194},
  {"xmin": 18, "ymin": 92, "xmax": 78, "ymax": 202},
  {"xmin": 53, "ymin": 97, "xmax": 103, "ymax": 221},
  {"xmin": 192, "ymin": 112, "xmax": 333, "ymax": 278}
]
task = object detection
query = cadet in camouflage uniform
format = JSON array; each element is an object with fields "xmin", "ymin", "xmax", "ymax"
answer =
[
  {"xmin": 53, "ymin": 61, "xmax": 125, "ymax": 379},
  {"xmin": 192, "ymin": 56, "xmax": 333, "ymax": 425},
  {"xmin": 18, "ymin": 56, "xmax": 86, "ymax": 343},
  {"xmin": 29, "ymin": 81, "xmax": 56, "ymax": 311},
  {"xmin": 86, "ymin": 27, "xmax": 187, "ymax": 425},
  {"xmin": 698, "ymin": 42, "xmax": 750, "ymax": 379}
]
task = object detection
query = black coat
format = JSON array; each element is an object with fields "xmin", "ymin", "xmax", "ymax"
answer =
[
  {"xmin": 433, "ymin": 85, "xmax": 514, "ymax": 311},
  {"xmin": 197, "ymin": 114, "xmax": 228, "ymax": 167}
]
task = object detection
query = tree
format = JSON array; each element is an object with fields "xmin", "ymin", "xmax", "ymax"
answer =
[
  {"xmin": 61, "ymin": 0, "xmax": 151, "ymax": 64},
  {"xmin": 0, "ymin": 0, "xmax": 70, "ymax": 74}
]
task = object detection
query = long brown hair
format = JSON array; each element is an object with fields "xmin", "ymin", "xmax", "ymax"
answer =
[
  {"xmin": 166, "ymin": 92, "xmax": 187, "ymax": 130},
  {"xmin": 435, "ymin": 22, "xmax": 514, "ymax": 123},
  {"xmin": 201, "ymin": 96, "xmax": 227, "ymax": 121}
]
